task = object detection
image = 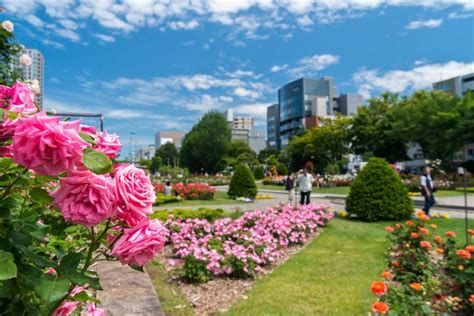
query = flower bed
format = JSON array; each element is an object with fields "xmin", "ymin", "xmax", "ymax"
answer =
[
  {"xmin": 164, "ymin": 204, "xmax": 333, "ymax": 283},
  {"xmin": 369, "ymin": 212, "xmax": 474, "ymax": 314},
  {"xmin": 262, "ymin": 176, "xmax": 285, "ymax": 186},
  {"xmin": 173, "ymin": 183, "xmax": 216, "ymax": 200},
  {"xmin": 150, "ymin": 208, "xmax": 225, "ymax": 222}
]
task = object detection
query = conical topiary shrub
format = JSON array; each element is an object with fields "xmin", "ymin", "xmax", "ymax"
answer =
[
  {"xmin": 228, "ymin": 164, "xmax": 257, "ymax": 198},
  {"xmin": 346, "ymin": 157, "xmax": 413, "ymax": 221},
  {"xmin": 253, "ymin": 165, "xmax": 265, "ymax": 180}
]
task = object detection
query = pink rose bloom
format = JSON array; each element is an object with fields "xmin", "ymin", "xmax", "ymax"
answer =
[
  {"xmin": 111, "ymin": 219, "xmax": 167, "ymax": 266},
  {"xmin": 0, "ymin": 145, "xmax": 13, "ymax": 157},
  {"xmin": 51, "ymin": 169, "xmax": 116, "ymax": 227},
  {"xmin": 86, "ymin": 303, "xmax": 106, "ymax": 316},
  {"xmin": 80, "ymin": 125, "xmax": 97, "ymax": 137},
  {"xmin": 12, "ymin": 112, "xmax": 88, "ymax": 176},
  {"xmin": 46, "ymin": 267, "xmax": 57, "ymax": 275},
  {"xmin": 115, "ymin": 164, "xmax": 155, "ymax": 226},
  {"xmin": 53, "ymin": 286, "xmax": 84, "ymax": 316},
  {"xmin": 94, "ymin": 131, "xmax": 122, "ymax": 159}
]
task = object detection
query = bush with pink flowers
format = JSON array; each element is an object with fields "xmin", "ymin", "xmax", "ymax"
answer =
[
  {"xmin": 164, "ymin": 204, "xmax": 333, "ymax": 282},
  {"xmin": 172, "ymin": 182, "xmax": 216, "ymax": 200},
  {"xmin": 0, "ymin": 76, "xmax": 166, "ymax": 314}
]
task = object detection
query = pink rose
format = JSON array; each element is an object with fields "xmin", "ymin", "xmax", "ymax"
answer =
[
  {"xmin": 0, "ymin": 145, "xmax": 13, "ymax": 157},
  {"xmin": 12, "ymin": 112, "xmax": 88, "ymax": 176},
  {"xmin": 111, "ymin": 219, "xmax": 167, "ymax": 266},
  {"xmin": 51, "ymin": 169, "xmax": 116, "ymax": 227},
  {"xmin": 53, "ymin": 286, "xmax": 84, "ymax": 316},
  {"xmin": 94, "ymin": 131, "xmax": 122, "ymax": 159},
  {"xmin": 87, "ymin": 303, "xmax": 106, "ymax": 316},
  {"xmin": 115, "ymin": 164, "xmax": 155, "ymax": 226}
]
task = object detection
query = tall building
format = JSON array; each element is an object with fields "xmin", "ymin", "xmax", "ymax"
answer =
[
  {"xmin": 433, "ymin": 72, "xmax": 474, "ymax": 97},
  {"xmin": 138, "ymin": 144, "xmax": 155, "ymax": 161},
  {"xmin": 15, "ymin": 48, "xmax": 44, "ymax": 108},
  {"xmin": 225, "ymin": 109, "xmax": 254, "ymax": 143},
  {"xmin": 266, "ymin": 103, "xmax": 280, "ymax": 149},
  {"xmin": 270, "ymin": 77, "xmax": 363, "ymax": 149},
  {"xmin": 249, "ymin": 130, "xmax": 266, "ymax": 154},
  {"xmin": 155, "ymin": 131, "xmax": 186, "ymax": 149}
]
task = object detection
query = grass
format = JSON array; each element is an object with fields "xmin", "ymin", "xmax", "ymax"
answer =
[
  {"xmin": 157, "ymin": 191, "xmax": 245, "ymax": 207},
  {"xmin": 258, "ymin": 184, "xmax": 472, "ymax": 197},
  {"xmin": 225, "ymin": 218, "xmax": 473, "ymax": 315}
]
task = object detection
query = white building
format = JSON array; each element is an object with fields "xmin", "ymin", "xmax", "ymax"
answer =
[
  {"xmin": 16, "ymin": 48, "xmax": 44, "ymax": 108},
  {"xmin": 155, "ymin": 131, "xmax": 186, "ymax": 149}
]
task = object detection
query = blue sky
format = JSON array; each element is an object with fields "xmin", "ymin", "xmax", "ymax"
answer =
[{"xmin": 2, "ymin": 1, "xmax": 473, "ymax": 157}]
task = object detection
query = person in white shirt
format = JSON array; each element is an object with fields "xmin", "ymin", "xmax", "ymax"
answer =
[
  {"xmin": 298, "ymin": 169, "xmax": 314, "ymax": 205},
  {"xmin": 420, "ymin": 166, "xmax": 435, "ymax": 215}
]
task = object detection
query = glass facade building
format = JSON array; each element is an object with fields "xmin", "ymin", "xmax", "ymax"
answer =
[{"xmin": 266, "ymin": 103, "xmax": 280, "ymax": 149}]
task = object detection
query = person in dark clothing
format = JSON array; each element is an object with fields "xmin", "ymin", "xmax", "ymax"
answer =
[
  {"xmin": 420, "ymin": 166, "xmax": 435, "ymax": 215},
  {"xmin": 285, "ymin": 172, "xmax": 295, "ymax": 204}
]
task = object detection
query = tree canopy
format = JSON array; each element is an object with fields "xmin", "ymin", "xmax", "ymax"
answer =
[{"xmin": 156, "ymin": 142, "xmax": 179, "ymax": 166}]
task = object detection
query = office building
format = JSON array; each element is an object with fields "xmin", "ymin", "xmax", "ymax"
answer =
[
  {"xmin": 225, "ymin": 109, "xmax": 254, "ymax": 143},
  {"xmin": 266, "ymin": 103, "xmax": 280, "ymax": 149},
  {"xmin": 155, "ymin": 131, "xmax": 186, "ymax": 149},
  {"xmin": 338, "ymin": 93, "xmax": 363, "ymax": 115},
  {"xmin": 249, "ymin": 130, "xmax": 266, "ymax": 154},
  {"xmin": 15, "ymin": 48, "xmax": 44, "ymax": 108},
  {"xmin": 433, "ymin": 72, "xmax": 474, "ymax": 97},
  {"xmin": 137, "ymin": 144, "xmax": 155, "ymax": 161}
]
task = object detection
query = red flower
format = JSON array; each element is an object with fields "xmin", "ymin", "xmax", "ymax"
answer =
[
  {"xmin": 392, "ymin": 261, "xmax": 400, "ymax": 267},
  {"xmin": 410, "ymin": 283, "xmax": 424, "ymax": 291},
  {"xmin": 419, "ymin": 227, "xmax": 429, "ymax": 235},
  {"xmin": 406, "ymin": 220, "xmax": 414, "ymax": 226},
  {"xmin": 420, "ymin": 241, "xmax": 432, "ymax": 250},
  {"xmin": 469, "ymin": 294, "xmax": 474, "ymax": 303},
  {"xmin": 456, "ymin": 249, "xmax": 471, "ymax": 260},
  {"xmin": 370, "ymin": 281, "xmax": 387, "ymax": 296},
  {"xmin": 372, "ymin": 301, "xmax": 389, "ymax": 314},
  {"xmin": 385, "ymin": 226, "xmax": 394, "ymax": 233},
  {"xmin": 434, "ymin": 235, "xmax": 442, "ymax": 244},
  {"xmin": 446, "ymin": 231, "xmax": 456, "ymax": 237},
  {"xmin": 465, "ymin": 245, "xmax": 474, "ymax": 253},
  {"xmin": 381, "ymin": 271, "xmax": 393, "ymax": 280},
  {"xmin": 411, "ymin": 232, "xmax": 420, "ymax": 239}
]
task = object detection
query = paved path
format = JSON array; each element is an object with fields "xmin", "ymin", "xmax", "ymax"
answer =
[{"xmin": 97, "ymin": 260, "xmax": 163, "ymax": 316}]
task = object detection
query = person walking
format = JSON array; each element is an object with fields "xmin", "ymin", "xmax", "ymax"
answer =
[
  {"xmin": 285, "ymin": 172, "xmax": 295, "ymax": 205},
  {"xmin": 298, "ymin": 169, "xmax": 314, "ymax": 205},
  {"xmin": 420, "ymin": 166, "xmax": 435, "ymax": 215}
]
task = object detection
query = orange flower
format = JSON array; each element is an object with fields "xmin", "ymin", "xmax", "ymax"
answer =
[
  {"xmin": 435, "ymin": 248, "xmax": 444, "ymax": 254},
  {"xmin": 392, "ymin": 261, "xmax": 400, "ymax": 267},
  {"xmin": 420, "ymin": 241, "xmax": 432, "ymax": 250},
  {"xmin": 406, "ymin": 220, "xmax": 414, "ymax": 226},
  {"xmin": 419, "ymin": 227, "xmax": 429, "ymax": 235},
  {"xmin": 381, "ymin": 271, "xmax": 393, "ymax": 280},
  {"xmin": 411, "ymin": 232, "xmax": 420, "ymax": 239},
  {"xmin": 395, "ymin": 224, "xmax": 401, "ymax": 229},
  {"xmin": 446, "ymin": 231, "xmax": 456, "ymax": 237},
  {"xmin": 371, "ymin": 281, "xmax": 387, "ymax": 296},
  {"xmin": 470, "ymin": 294, "xmax": 474, "ymax": 303},
  {"xmin": 420, "ymin": 215, "xmax": 430, "ymax": 221},
  {"xmin": 465, "ymin": 245, "xmax": 474, "ymax": 253},
  {"xmin": 372, "ymin": 301, "xmax": 389, "ymax": 314},
  {"xmin": 410, "ymin": 283, "xmax": 424, "ymax": 291},
  {"xmin": 434, "ymin": 235, "xmax": 442, "ymax": 244},
  {"xmin": 468, "ymin": 229, "xmax": 474, "ymax": 235},
  {"xmin": 430, "ymin": 224, "xmax": 437, "ymax": 229},
  {"xmin": 385, "ymin": 226, "xmax": 394, "ymax": 233},
  {"xmin": 457, "ymin": 249, "xmax": 472, "ymax": 260}
]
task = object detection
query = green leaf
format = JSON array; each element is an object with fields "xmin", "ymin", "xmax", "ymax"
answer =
[
  {"xmin": 79, "ymin": 132, "xmax": 96, "ymax": 145},
  {"xmin": 67, "ymin": 271, "xmax": 102, "ymax": 290},
  {"xmin": 82, "ymin": 148, "xmax": 113, "ymax": 175},
  {"xmin": 0, "ymin": 157, "xmax": 12, "ymax": 169},
  {"xmin": 0, "ymin": 250, "xmax": 17, "ymax": 280},
  {"xmin": 29, "ymin": 188, "xmax": 53, "ymax": 205},
  {"xmin": 60, "ymin": 253, "xmax": 81, "ymax": 276},
  {"xmin": 34, "ymin": 274, "xmax": 71, "ymax": 305},
  {"xmin": 0, "ymin": 280, "xmax": 15, "ymax": 298}
]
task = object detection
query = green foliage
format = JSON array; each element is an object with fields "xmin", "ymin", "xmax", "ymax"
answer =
[
  {"xmin": 180, "ymin": 112, "xmax": 232, "ymax": 173},
  {"xmin": 455, "ymin": 187, "xmax": 474, "ymax": 193},
  {"xmin": 253, "ymin": 165, "xmax": 265, "ymax": 180},
  {"xmin": 258, "ymin": 148, "xmax": 280, "ymax": 162},
  {"xmin": 157, "ymin": 166, "xmax": 189, "ymax": 179},
  {"xmin": 0, "ymin": 250, "xmax": 17, "ymax": 280},
  {"xmin": 82, "ymin": 148, "xmax": 113, "ymax": 174},
  {"xmin": 150, "ymin": 155, "xmax": 162, "ymax": 175},
  {"xmin": 150, "ymin": 208, "xmax": 224, "ymax": 222},
  {"xmin": 155, "ymin": 194, "xmax": 181, "ymax": 205},
  {"xmin": 276, "ymin": 163, "xmax": 288, "ymax": 176},
  {"xmin": 156, "ymin": 142, "xmax": 179, "ymax": 166},
  {"xmin": 346, "ymin": 158, "xmax": 413, "ymax": 221},
  {"xmin": 182, "ymin": 256, "xmax": 212, "ymax": 283},
  {"xmin": 223, "ymin": 140, "xmax": 258, "ymax": 170},
  {"xmin": 228, "ymin": 164, "xmax": 257, "ymax": 198},
  {"xmin": 0, "ymin": 22, "xmax": 22, "ymax": 85}
]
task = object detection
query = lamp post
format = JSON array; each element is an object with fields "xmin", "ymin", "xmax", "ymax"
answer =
[{"xmin": 457, "ymin": 167, "xmax": 469, "ymax": 245}]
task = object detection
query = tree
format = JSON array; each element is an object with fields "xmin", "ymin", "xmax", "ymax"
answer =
[
  {"xmin": 0, "ymin": 23, "xmax": 22, "ymax": 85},
  {"xmin": 227, "ymin": 164, "xmax": 257, "ymax": 198},
  {"xmin": 139, "ymin": 159, "xmax": 151, "ymax": 169},
  {"xmin": 150, "ymin": 155, "xmax": 162, "ymax": 175},
  {"xmin": 253, "ymin": 165, "xmax": 265, "ymax": 180},
  {"xmin": 258, "ymin": 148, "xmax": 280, "ymax": 162},
  {"xmin": 349, "ymin": 93, "xmax": 409, "ymax": 163},
  {"xmin": 156, "ymin": 142, "xmax": 179, "ymax": 166},
  {"xmin": 223, "ymin": 140, "xmax": 258, "ymax": 169},
  {"xmin": 276, "ymin": 163, "xmax": 288, "ymax": 175},
  {"xmin": 285, "ymin": 116, "xmax": 351, "ymax": 172},
  {"xmin": 346, "ymin": 158, "xmax": 413, "ymax": 221},
  {"xmin": 180, "ymin": 111, "xmax": 231, "ymax": 173}
]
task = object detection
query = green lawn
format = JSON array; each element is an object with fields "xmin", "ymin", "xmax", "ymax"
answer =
[
  {"xmin": 225, "ymin": 218, "xmax": 472, "ymax": 315},
  {"xmin": 258, "ymin": 184, "xmax": 471, "ymax": 197},
  {"xmin": 157, "ymin": 191, "xmax": 245, "ymax": 207}
]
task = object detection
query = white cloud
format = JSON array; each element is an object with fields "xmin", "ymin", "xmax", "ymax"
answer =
[
  {"xmin": 353, "ymin": 60, "xmax": 474, "ymax": 98},
  {"xmin": 95, "ymin": 33, "xmax": 115, "ymax": 43},
  {"xmin": 270, "ymin": 64, "xmax": 289, "ymax": 72},
  {"xmin": 50, "ymin": 77, "xmax": 61, "ymax": 84},
  {"xmin": 42, "ymin": 39, "xmax": 65, "ymax": 49},
  {"xmin": 55, "ymin": 28, "xmax": 81, "ymax": 42},
  {"xmin": 233, "ymin": 87, "xmax": 260, "ymax": 99},
  {"xmin": 287, "ymin": 54, "xmax": 340, "ymax": 77},
  {"xmin": 296, "ymin": 15, "xmax": 314, "ymax": 27},
  {"xmin": 233, "ymin": 103, "xmax": 270, "ymax": 118},
  {"xmin": 406, "ymin": 18, "xmax": 443, "ymax": 29},
  {"xmin": 24, "ymin": 14, "xmax": 44, "ymax": 27},
  {"xmin": 107, "ymin": 109, "xmax": 147, "ymax": 119},
  {"xmin": 168, "ymin": 20, "xmax": 199, "ymax": 30}
]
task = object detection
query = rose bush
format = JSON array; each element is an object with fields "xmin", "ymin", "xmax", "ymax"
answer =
[{"xmin": 172, "ymin": 182, "xmax": 216, "ymax": 200}]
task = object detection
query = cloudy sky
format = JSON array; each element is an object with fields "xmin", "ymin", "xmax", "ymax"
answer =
[{"xmin": 2, "ymin": 0, "xmax": 474, "ymax": 156}]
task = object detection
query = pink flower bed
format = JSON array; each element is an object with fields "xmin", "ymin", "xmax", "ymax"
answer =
[
  {"xmin": 165, "ymin": 203, "xmax": 333, "ymax": 282},
  {"xmin": 172, "ymin": 183, "xmax": 216, "ymax": 200}
]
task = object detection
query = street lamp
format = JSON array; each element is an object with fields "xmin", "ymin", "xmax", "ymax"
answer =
[{"xmin": 457, "ymin": 167, "xmax": 469, "ymax": 245}]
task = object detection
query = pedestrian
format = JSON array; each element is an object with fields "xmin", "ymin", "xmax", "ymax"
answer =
[
  {"xmin": 298, "ymin": 169, "xmax": 314, "ymax": 205},
  {"xmin": 164, "ymin": 180, "xmax": 172, "ymax": 196},
  {"xmin": 285, "ymin": 171, "xmax": 295, "ymax": 204},
  {"xmin": 420, "ymin": 166, "xmax": 435, "ymax": 215}
]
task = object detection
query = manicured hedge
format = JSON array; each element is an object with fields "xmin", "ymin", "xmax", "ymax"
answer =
[{"xmin": 228, "ymin": 164, "xmax": 257, "ymax": 198}]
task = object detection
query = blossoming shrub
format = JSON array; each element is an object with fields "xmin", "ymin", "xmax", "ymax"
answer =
[
  {"xmin": 0, "ymin": 80, "xmax": 167, "ymax": 314},
  {"xmin": 172, "ymin": 183, "xmax": 216, "ymax": 200},
  {"xmin": 164, "ymin": 204, "xmax": 333, "ymax": 283},
  {"xmin": 150, "ymin": 208, "xmax": 225, "ymax": 222},
  {"xmin": 371, "ymin": 214, "xmax": 474, "ymax": 314},
  {"xmin": 346, "ymin": 157, "xmax": 413, "ymax": 221}
]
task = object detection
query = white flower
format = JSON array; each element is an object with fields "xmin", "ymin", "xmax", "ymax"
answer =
[
  {"xmin": 19, "ymin": 54, "xmax": 32, "ymax": 67},
  {"xmin": 2, "ymin": 20, "xmax": 14, "ymax": 33},
  {"xmin": 29, "ymin": 79, "xmax": 41, "ymax": 95}
]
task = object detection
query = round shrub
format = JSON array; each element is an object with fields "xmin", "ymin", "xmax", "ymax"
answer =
[
  {"xmin": 228, "ymin": 164, "xmax": 257, "ymax": 198},
  {"xmin": 346, "ymin": 157, "xmax": 413, "ymax": 221},
  {"xmin": 276, "ymin": 163, "xmax": 288, "ymax": 176},
  {"xmin": 253, "ymin": 165, "xmax": 265, "ymax": 180}
]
